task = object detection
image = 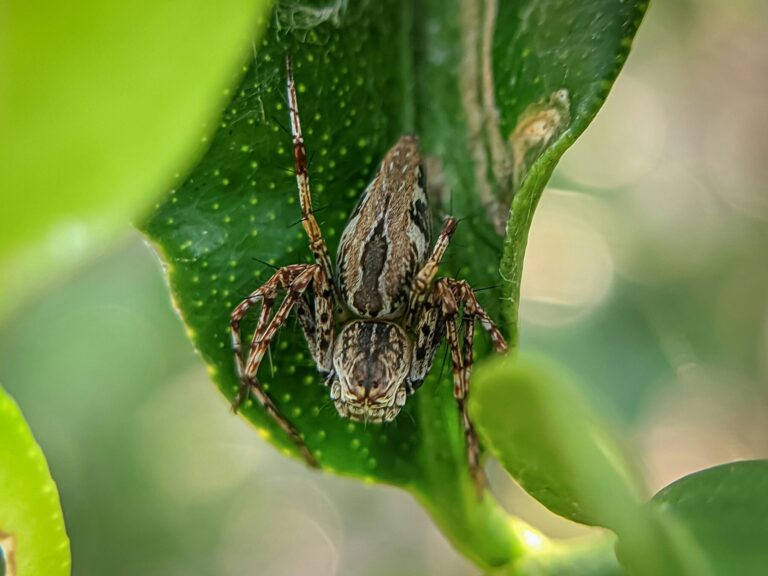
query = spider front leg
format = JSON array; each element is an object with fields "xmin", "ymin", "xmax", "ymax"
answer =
[
  {"xmin": 441, "ymin": 278, "xmax": 507, "ymax": 491},
  {"xmin": 433, "ymin": 279, "xmax": 486, "ymax": 492},
  {"xmin": 292, "ymin": 266, "xmax": 336, "ymax": 377},
  {"xmin": 407, "ymin": 216, "xmax": 458, "ymax": 326},
  {"xmin": 408, "ymin": 289, "xmax": 446, "ymax": 392},
  {"xmin": 410, "ymin": 278, "xmax": 507, "ymax": 493},
  {"xmin": 286, "ymin": 54, "xmax": 335, "ymax": 287},
  {"xmin": 230, "ymin": 263, "xmax": 335, "ymax": 468}
]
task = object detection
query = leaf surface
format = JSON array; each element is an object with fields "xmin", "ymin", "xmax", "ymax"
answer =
[
  {"xmin": 471, "ymin": 356, "xmax": 646, "ymax": 527},
  {"xmin": 651, "ymin": 460, "xmax": 768, "ymax": 576},
  {"xmin": 472, "ymin": 355, "xmax": 710, "ymax": 576}
]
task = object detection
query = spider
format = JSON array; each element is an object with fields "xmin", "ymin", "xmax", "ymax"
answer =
[{"xmin": 230, "ymin": 54, "xmax": 508, "ymax": 487}]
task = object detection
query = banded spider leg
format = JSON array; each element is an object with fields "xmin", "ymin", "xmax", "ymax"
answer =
[
  {"xmin": 408, "ymin": 220, "xmax": 508, "ymax": 491},
  {"xmin": 229, "ymin": 54, "xmax": 335, "ymax": 467}
]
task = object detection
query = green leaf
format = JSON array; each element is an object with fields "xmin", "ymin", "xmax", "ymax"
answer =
[
  {"xmin": 0, "ymin": 386, "xmax": 70, "ymax": 576},
  {"xmin": 471, "ymin": 355, "xmax": 710, "ymax": 576},
  {"xmin": 651, "ymin": 460, "xmax": 768, "ymax": 576},
  {"xmin": 140, "ymin": 0, "xmax": 647, "ymax": 569},
  {"xmin": 471, "ymin": 355, "xmax": 645, "ymax": 528},
  {"xmin": 144, "ymin": 2, "xmax": 428, "ymax": 484},
  {"xmin": 496, "ymin": 0, "xmax": 647, "ymax": 345},
  {"xmin": 0, "ymin": 0, "xmax": 273, "ymax": 320}
]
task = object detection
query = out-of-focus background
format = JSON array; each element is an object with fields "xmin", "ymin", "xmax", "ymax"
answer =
[{"xmin": 1, "ymin": 1, "xmax": 767, "ymax": 574}]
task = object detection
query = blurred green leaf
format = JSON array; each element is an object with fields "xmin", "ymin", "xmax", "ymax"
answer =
[
  {"xmin": 471, "ymin": 355, "xmax": 710, "ymax": 576},
  {"xmin": 498, "ymin": 534, "xmax": 623, "ymax": 576},
  {"xmin": 0, "ymin": 0, "xmax": 273, "ymax": 319},
  {"xmin": 140, "ymin": 0, "xmax": 646, "ymax": 569},
  {"xmin": 0, "ymin": 386, "xmax": 69, "ymax": 576},
  {"xmin": 471, "ymin": 355, "xmax": 645, "ymax": 527},
  {"xmin": 651, "ymin": 460, "xmax": 768, "ymax": 576}
]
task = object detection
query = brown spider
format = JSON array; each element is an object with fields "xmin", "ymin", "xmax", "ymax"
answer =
[{"xmin": 230, "ymin": 54, "xmax": 507, "ymax": 487}]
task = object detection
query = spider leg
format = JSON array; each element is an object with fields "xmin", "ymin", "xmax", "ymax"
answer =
[
  {"xmin": 294, "ymin": 294, "xmax": 317, "ymax": 363},
  {"xmin": 433, "ymin": 279, "xmax": 485, "ymax": 493},
  {"xmin": 407, "ymin": 216, "xmax": 458, "ymax": 325},
  {"xmin": 231, "ymin": 264, "xmax": 311, "ymax": 389},
  {"xmin": 444, "ymin": 278, "xmax": 508, "ymax": 355},
  {"xmin": 297, "ymin": 264, "xmax": 336, "ymax": 375},
  {"xmin": 427, "ymin": 278, "xmax": 508, "ymax": 495},
  {"xmin": 408, "ymin": 289, "xmax": 445, "ymax": 392},
  {"xmin": 230, "ymin": 264, "xmax": 321, "ymax": 467},
  {"xmin": 285, "ymin": 54, "xmax": 335, "ymax": 286}
]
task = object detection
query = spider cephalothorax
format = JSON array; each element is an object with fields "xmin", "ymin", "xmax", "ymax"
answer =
[{"xmin": 230, "ymin": 55, "xmax": 507, "ymax": 486}]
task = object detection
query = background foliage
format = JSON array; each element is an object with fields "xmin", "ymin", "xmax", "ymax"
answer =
[
  {"xmin": 1, "ymin": 0, "xmax": 767, "ymax": 575},
  {"xmin": 0, "ymin": 0, "xmax": 271, "ymax": 319}
]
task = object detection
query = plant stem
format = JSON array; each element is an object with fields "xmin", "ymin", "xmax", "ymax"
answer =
[
  {"xmin": 508, "ymin": 533, "xmax": 624, "ymax": 576},
  {"xmin": 412, "ymin": 375, "xmax": 541, "ymax": 569},
  {"xmin": 411, "ymin": 485, "xmax": 532, "ymax": 569},
  {"xmin": 415, "ymin": 470, "xmax": 623, "ymax": 576}
]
